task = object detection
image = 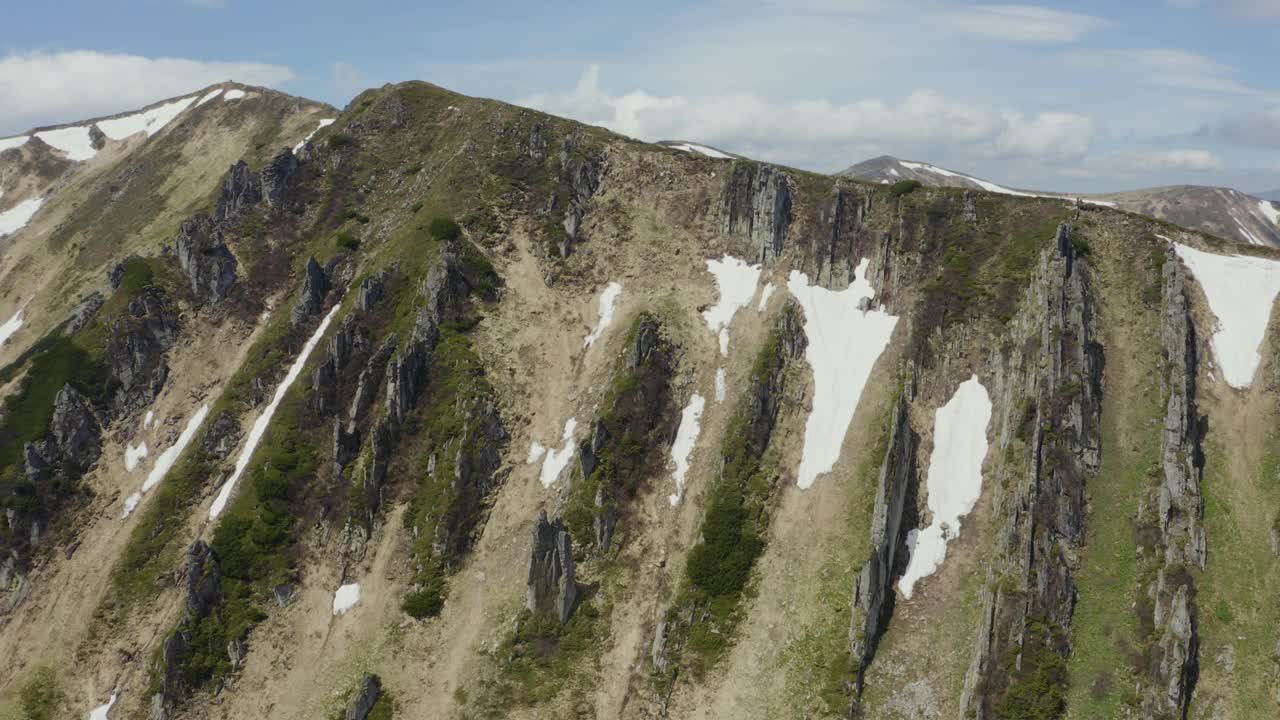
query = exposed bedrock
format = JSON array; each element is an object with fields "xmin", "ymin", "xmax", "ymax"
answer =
[
  {"xmin": 290, "ymin": 255, "xmax": 330, "ymax": 327},
  {"xmin": 1140, "ymin": 247, "xmax": 1204, "ymax": 719},
  {"xmin": 846, "ymin": 378, "xmax": 917, "ymax": 705},
  {"xmin": 527, "ymin": 510, "xmax": 578, "ymax": 624},
  {"xmin": 960, "ymin": 224, "xmax": 1103, "ymax": 719},
  {"xmin": 106, "ymin": 286, "xmax": 180, "ymax": 416},
  {"xmin": 344, "ymin": 673, "xmax": 383, "ymax": 720},
  {"xmin": 720, "ymin": 161, "xmax": 792, "ymax": 265},
  {"xmin": 174, "ymin": 214, "xmax": 237, "ymax": 305},
  {"xmin": 150, "ymin": 541, "xmax": 223, "ymax": 720}
]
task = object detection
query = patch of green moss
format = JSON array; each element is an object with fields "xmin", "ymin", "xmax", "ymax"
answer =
[
  {"xmin": 993, "ymin": 620, "xmax": 1069, "ymax": 720},
  {"xmin": 17, "ymin": 666, "xmax": 63, "ymax": 720}
]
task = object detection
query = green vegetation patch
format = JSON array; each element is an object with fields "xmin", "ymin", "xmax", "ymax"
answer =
[{"xmin": 17, "ymin": 667, "xmax": 64, "ymax": 720}]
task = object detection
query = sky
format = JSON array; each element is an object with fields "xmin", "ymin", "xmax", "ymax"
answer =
[{"xmin": 1, "ymin": 0, "xmax": 1278, "ymax": 194}]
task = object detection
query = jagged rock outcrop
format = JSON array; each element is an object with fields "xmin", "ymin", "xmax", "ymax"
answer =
[
  {"xmin": 847, "ymin": 381, "xmax": 917, "ymax": 703},
  {"xmin": 174, "ymin": 214, "xmax": 237, "ymax": 304},
  {"xmin": 720, "ymin": 161, "xmax": 792, "ymax": 265},
  {"xmin": 960, "ymin": 224, "xmax": 1103, "ymax": 718},
  {"xmin": 291, "ymin": 256, "xmax": 330, "ymax": 327},
  {"xmin": 214, "ymin": 161, "xmax": 262, "ymax": 223},
  {"xmin": 553, "ymin": 136, "xmax": 606, "ymax": 256},
  {"xmin": 201, "ymin": 411, "xmax": 242, "ymax": 461},
  {"xmin": 813, "ymin": 184, "xmax": 874, "ymax": 290},
  {"xmin": 343, "ymin": 673, "xmax": 383, "ymax": 720},
  {"xmin": 527, "ymin": 511, "xmax": 577, "ymax": 624},
  {"xmin": 357, "ymin": 269, "xmax": 388, "ymax": 311},
  {"xmin": 106, "ymin": 286, "xmax": 179, "ymax": 416},
  {"xmin": 428, "ymin": 395, "xmax": 505, "ymax": 560},
  {"xmin": 348, "ymin": 335, "xmax": 395, "ymax": 427},
  {"xmin": 1141, "ymin": 248, "xmax": 1204, "ymax": 718},
  {"xmin": 260, "ymin": 148, "xmax": 301, "ymax": 207},
  {"xmin": 66, "ymin": 291, "xmax": 104, "ymax": 334},
  {"xmin": 570, "ymin": 313, "xmax": 674, "ymax": 553},
  {"xmin": 150, "ymin": 541, "xmax": 223, "ymax": 720},
  {"xmin": 50, "ymin": 384, "xmax": 101, "ymax": 474}
]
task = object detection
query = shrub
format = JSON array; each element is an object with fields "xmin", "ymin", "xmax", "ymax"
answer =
[
  {"xmin": 336, "ymin": 232, "xmax": 361, "ymax": 251},
  {"xmin": 19, "ymin": 666, "xmax": 64, "ymax": 720},
  {"xmin": 428, "ymin": 216, "xmax": 462, "ymax": 243},
  {"xmin": 889, "ymin": 179, "xmax": 923, "ymax": 197}
]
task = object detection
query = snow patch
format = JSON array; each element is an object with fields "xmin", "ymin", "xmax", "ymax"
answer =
[
  {"xmin": 210, "ymin": 306, "xmax": 339, "ymax": 520},
  {"xmin": 1081, "ymin": 198, "xmax": 1117, "ymax": 208},
  {"xmin": 197, "ymin": 89, "xmax": 223, "ymax": 106},
  {"xmin": 1173, "ymin": 243, "xmax": 1280, "ymax": 388},
  {"xmin": 0, "ymin": 310, "xmax": 23, "ymax": 345},
  {"xmin": 143, "ymin": 410, "xmax": 155, "ymax": 429},
  {"xmin": 788, "ymin": 260, "xmax": 898, "ymax": 489},
  {"xmin": 526, "ymin": 441, "xmax": 547, "ymax": 464},
  {"xmin": 0, "ymin": 135, "xmax": 29, "ymax": 153},
  {"xmin": 897, "ymin": 376, "xmax": 991, "ymax": 598},
  {"xmin": 98, "ymin": 95, "xmax": 197, "ymax": 140},
  {"xmin": 538, "ymin": 418, "xmax": 578, "ymax": 487},
  {"xmin": 670, "ymin": 142, "xmax": 732, "ymax": 159},
  {"xmin": 124, "ymin": 404, "xmax": 209, "ymax": 518},
  {"xmin": 87, "ymin": 692, "xmax": 117, "ymax": 720},
  {"xmin": 898, "ymin": 160, "xmax": 1042, "ymax": 198},
  {"xmin": 293, "ymin": 118, "xmax": 335, "ymax": 153},
  {"xmin": 0, "ymin": 196, "xmax": 44, "ymax": 236},
  {"xmin": 757, "ymin": 282, "xmax": 776, "ymax": 312},
  {"xmin": 35, "ymin": 126, "xmax": 97, "ymax": 161},
  {"xmin": 223, "ymin": 89, "xmax": 246, "ymax": 101},
  {"xmin": 1233, "ymin": 215, "xmax": 1264, "ymax": 246},
  {"xmin": 714, "ymin": 368, "xmax": 727, "ymax": 402},
  {"xmin": 333, "ymin": 583, "xmax": 361, "ymax": 615},
  {"xmin": 702, "ymin": 256, "xmax": 761, "ymax": 356},
  {"xmin": 1259, "ymin": 199, "xmax": 1280, "ymax": 227},
  {"xmin": 667, "ymin": 393, "xmax": 706, "ymax": 505},
  {"xmin": 124, "ymin": 442, "xmax": 148, "ymax": 472},
  {"xmin": 583, "ymin": 282, "xmax": 623, "ymax": 348},
  {"xmin": 887, "ymin": 166, "xmax": 900, "ymax": 177}
]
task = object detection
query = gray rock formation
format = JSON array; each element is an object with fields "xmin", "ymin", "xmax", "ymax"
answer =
[
  {"xmin": 960, "ymin": 224, "xmax": 1103, "ymax": 718},
  {"xmin": 201, "ymin": 411, "xmax": 242, "ymax": 461},
  {"xmin": 357, "ymin": 270, "xmax": 387, "ymax": 311},
  {"xmin": 527, "ymin": 511, "xmax": 577, "ymax": 623},
  {"xmin": 847, "ymin": 381, "xmax": 916, "ymax": 703},
  {"xmin": 260, "ymin": 148, "xmax": 301, "ymax": 207},
  {"xmin": 720, "ymin": 161, "xmax": 792, "ymax": 265},
  {"xmin": 50, "ymin": 385, "xmax": 100, "ymax": 473},
  {"xmin": 344, "ymin": 673, "xmax": 383, "ymax": 720},
  {"xmin": 106, "ymin": 287, "xmax": 179, "ymax": 416},
  {"xmin": 554, "ymin": 135, "xmax": 606, "ymax": 257},
  {"xmin": 214, "ymin": 161, "xmax": 262, "ymax": 223},
  {"xmin": 151, "ymin": 541, "xmax": 223, "ymax": 720},
  {"xmin": 290, "ymin": 256, "xmax": 330, "ymax": 327},
  {"xmin": 66, "ymin": 291, "xmax": 104, "ymax": 334},
  {"xmin": 1141, "ymin": 248, "xmax": 1204, "ymax": 718},
  {"xmin": 174, "ymin": 214, "xmax": 237, "ymax": 304}
]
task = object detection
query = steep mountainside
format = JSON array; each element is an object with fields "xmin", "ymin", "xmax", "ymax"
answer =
[
  {"xmin": 841, "ymin": 154, "xmax": 1280, "ymax": 248},
  {"xmin": 1, "ymin": 81, "xmax": 1279, "ymax": 720}
]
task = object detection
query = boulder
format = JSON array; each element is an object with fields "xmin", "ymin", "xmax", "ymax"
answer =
[
  {"xmin": 201, "ymin": 411, "xmax": 242, "ymax": 461},
  {"xmin": 106, "ymin": 287, "xmax": 179, "ymax": 416},
  {"xmin": 344, "ymin": 673, "xmax": 382, "ymax": 720},
  {"xmin": 50, "ymin": 385, "xmax": 100, "ymax": 473},
  {"xmin": 66, "ymin": 291, "xmax": 105, "ymax": 334}
]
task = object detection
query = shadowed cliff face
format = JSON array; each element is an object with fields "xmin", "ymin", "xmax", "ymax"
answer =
[{"xmin": 0, "ymin": 81, "xmax": 1275, "ymax": 720}]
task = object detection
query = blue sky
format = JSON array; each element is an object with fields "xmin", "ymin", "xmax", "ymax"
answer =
[{"xmin": 2, "ymin": 0, "xmax": 1278, "ymax": 193}]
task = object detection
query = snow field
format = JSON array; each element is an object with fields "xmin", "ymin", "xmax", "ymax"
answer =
[
  {"xmin": 293, "ymin": 118, "xmax": 336, "ymax": 153},
  {"xmin": 123, "ymin": 404, "xmax": 209, "ymax": 518},
  {"xmin": 897, "ymin": 376, "xmax": 992, "ymax": 598},
  {"xmin": 124, "ymin": 442, "xmax": 148, "ymax": 472},
  {"xmin": 714, "ymin": 368, "xmax": 726, "ymax": 403},
  {"xmin": 0, "ymin": 135, "xmax": 29, "ymax": 152},
  {"xmin": 223, "ymin": 89, "xmax": 246, "ymax": 101},
  {"xmin": 333, "ymin": 583, "xmax": 361, "ymax": 615},
  {"xmin": 670, "ymin": 142, "xmax": 732, "ymax": 159},
  {"xmin": 702, "ymin": 256, "xmax": 762, "ymax": 357},
  {"xmin": 538, "ymin": 418, "xmax": 578, "ymax": 487},
  {"xmin": 209, "ymin": 306, "xmax": 339, "ymax": 520},
  {"xmin": 583, "ymin": 282, "xmax": 623, "ymax": 348},
  {"xmin": 35, "ymin": 126, "xmax": 97, "ymax": 161},
  {"xmin": 788, "ymin": 259, "xmax": 898, "ymax": 489},
  {"xmin": 1259, "ymin": 199, "xmax": 1280, "ymax": 227},
  {"xmin": 87, "ymin": 693, "xmax": 117, "ymax": 720},
  {"xmin": 197, "ymin": 89, "xmax": 223, "ymax": 106},
  {"xmin": 0, "ymin": 196, "xmax": 44, "ymax": 236},
  {"xmin": 667, "ymin": 393, "xmax": 706, "ymax": 505},
  {"xmin": 98, "ymin": 95, "xmax": 197, "ymax": 140},
  {"xmin": 1173, "ymin": 242, "xmax": 1280, "ymax": 388},
  {"xmin": 757, "ymin": 282, "xmax": 776, "ymax": 312},
  {"xmin": 0, "ymin": 310, "xmax": 23, "ymax": 345}
]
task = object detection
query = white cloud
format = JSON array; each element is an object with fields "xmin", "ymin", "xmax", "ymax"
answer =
[
  {"xmin": 943, "ymin": 4, "xmax": 1112, "ymax": 43},
  {"xmin": 1060, "ymin": 48, "xmax": 1265, "ymax": 97},
  {"xmin": 1114, "ymin": 149, "xmax": 1226, "ymax": 171},
  {"xmin": 1218, "ymin": 107, "xmax": 1280, "ymax": 148},
  {"xmin": 521, "ymin": 66, "xmax": 1095, "ymax": 169},
  {"xmin": 0, "ymin": 50, "xmax": 294, "ymax": 135}
]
